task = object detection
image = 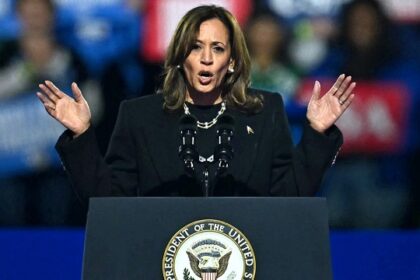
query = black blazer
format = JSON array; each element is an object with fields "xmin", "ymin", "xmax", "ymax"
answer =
[{"xmin": 56, "ymin": 89, "xmax": 342, "ymax": 204}]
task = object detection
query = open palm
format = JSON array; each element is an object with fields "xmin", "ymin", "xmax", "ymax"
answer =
[
  {"xmin": 307, "ymin": 74, "xmax": 356, "ymax": 133},
  {"xmin": 37, "ymin": 81, "xmax": 91, "ymax": 137}
]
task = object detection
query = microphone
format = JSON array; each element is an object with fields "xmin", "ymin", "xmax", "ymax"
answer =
[
  {"xmin": 178, "ymin": 114, "xmax": 198, "ymax": 175},
  {"xmin": 215, "ymin": 114, "xmax": 234, "ymax": 174}
]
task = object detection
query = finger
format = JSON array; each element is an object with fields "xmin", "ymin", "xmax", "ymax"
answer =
[
  {"xmin": 340, "ymin": 93, "xmax": 355, "ymax": 111},
  {"xmin": 335, "ymin": 76, "xmax": 352, "ymax": 98},
  {"xmin": 45, "ymin": 80, "xmax": 65, "ymax": 99},
  {"xmin": 36, "ymin": 92, "xmax": 57, "ymax": 115},
  {"xmin": 338, "ymin": 82, "xmax": 356, "ymax": 104},
  {"xmin": 310, "ymin": 81, "xmax": 321, "ymax": 102},
  {"xmin": 39, "ymin": 83, "xmax": 59, "ymax": 102},
  {"xmin": 44, "ymin": 105, "xmax": 58, "ymax": 118},
  {"xmin": 71, "ymin": 82, "xmax": 84, "ymax": 102},
  {"xmin": 329, "ymin": 74, "xmax": 345, "ymax": 96},
  {"xmin": 36, "ymin": 91, "xmax": 55, "ymax": 108}
]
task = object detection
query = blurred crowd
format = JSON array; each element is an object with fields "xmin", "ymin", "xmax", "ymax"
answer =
[{"xmin": 0, "ymin": 0, "xmax": 419, "ymax": 228}]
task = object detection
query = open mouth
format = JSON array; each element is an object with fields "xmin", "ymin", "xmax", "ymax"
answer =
[
  {"xmin": 198, "ymin": 71, "xmax": 214, "ymax": 84},
  {"xmin": 199, "ymin": 71, "xmax": 214, "ymax": 77}
]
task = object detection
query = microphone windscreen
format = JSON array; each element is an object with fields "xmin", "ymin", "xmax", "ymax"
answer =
[
  {"xmin": 217, "ymin": 114, "xmax": 235, "ymax": 132},
  {"xmin": 179, "ymin": 114, "xmax": 197, "ymax": 131}
]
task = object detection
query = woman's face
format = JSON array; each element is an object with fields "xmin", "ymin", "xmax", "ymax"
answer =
[{"xmin": 183, "ymin": 18, "xmax": 233, "ymax": 103}]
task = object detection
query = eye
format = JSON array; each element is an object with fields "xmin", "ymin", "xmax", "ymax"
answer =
[
  {"xmin": 213, "ymin": 46, "xmax": 225, "ymax": 53},
  {"xmin": 191, "ymin": 43, "xmax": 201, "ymax": 51}
]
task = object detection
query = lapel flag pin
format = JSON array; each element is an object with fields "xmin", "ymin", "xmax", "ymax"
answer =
[{"xmin": 246, "ymin": 125, "xmax": 254, "ymax": 135}]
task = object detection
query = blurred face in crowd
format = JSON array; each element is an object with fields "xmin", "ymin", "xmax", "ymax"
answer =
[
  {"xmin": 17, "ymin": 0, "xmax": 54, "ymax": 33},
  {"xmin": 247, "ymin": 16, "xmax": 283, "ymax": 63},
  {"xmin": 20, "ymin": 32, "xmax": 54, "ymax": 70},
  {"xmin": 348, "ymin": 3, "xmax": 380, "ymax": 50},
  {"xmin": 183, "ymin": 18, "xmax": 233, "ymax": 104}
]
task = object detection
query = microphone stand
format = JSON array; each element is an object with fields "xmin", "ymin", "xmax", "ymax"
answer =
[
  {"xmin": 179, "ymin": 114, "xmax": 234, "ymax": 197},
  {"xmin": 211, "ymin": 114, "xmax": 235, "ymax": 196},
  {"xmin": 203, "ymin": 166, "xmax": 210, "ymax": 197},
  {"xmin": 214, "ymin": 114, "xmax": 234, "ymax": 181},
  {"xmin": 197, "ymin": 155, "xmax": 214, "ymax": 197}
]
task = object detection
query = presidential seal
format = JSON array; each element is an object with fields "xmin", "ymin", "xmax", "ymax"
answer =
[{"xmin": 162, "ymin": 219, "xmax": 256, "ymax": 280}]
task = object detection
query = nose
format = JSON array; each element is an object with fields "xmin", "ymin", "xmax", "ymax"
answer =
[{"xmin": 200, "ymin": 47, "xmax": 213, "ymax": 65}]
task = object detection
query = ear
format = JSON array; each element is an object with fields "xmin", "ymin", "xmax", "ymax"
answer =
[{"xmin": 228, "ymin": 58, "xmax": 235, "ymax": 73}]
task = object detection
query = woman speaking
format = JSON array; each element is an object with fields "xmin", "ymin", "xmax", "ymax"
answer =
[{"xmin": 37, "ymin": 5, "xmax": 355, "ymax": 204}]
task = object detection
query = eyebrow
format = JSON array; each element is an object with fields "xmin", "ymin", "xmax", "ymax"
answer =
[{"xmin": 195, "ymin": 39, "xmax": 227, "ymax": 47}]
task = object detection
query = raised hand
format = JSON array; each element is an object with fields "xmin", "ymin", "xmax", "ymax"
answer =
[
  {"xmin": 306, "ymin": 74, "xmax": 356, "ymax": 133},
  {"xmin": 37, "ymin": 81, "xmax": 91, "ymax": 137}
]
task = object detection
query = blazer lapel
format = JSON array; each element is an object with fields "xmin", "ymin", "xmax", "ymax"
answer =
[
  {"xmin": 142, "ymin": 109, "xmax": 185, "ymax": 183},
  {"xmin": 228, "ymin": 109, "xmax": 265, "ymax": 184}
]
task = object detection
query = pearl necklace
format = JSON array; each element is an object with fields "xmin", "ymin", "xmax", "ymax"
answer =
[{"xmin": 183, "ymin": 101, "xmax": 226, "ymax": 129}]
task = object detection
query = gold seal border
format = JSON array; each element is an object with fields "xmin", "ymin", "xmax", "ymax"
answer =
[{"xmin": 162, "ymin": 218, "xmax": 256, "ymax": 280}]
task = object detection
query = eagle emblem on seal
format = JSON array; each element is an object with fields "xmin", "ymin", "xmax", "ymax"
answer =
[{"xmin": 186, "ymin": 238, "xmax": 232, "ymax": 280}]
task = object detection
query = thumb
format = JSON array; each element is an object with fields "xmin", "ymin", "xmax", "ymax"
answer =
[
  {"xmin": 309, "ymin": 81, "xmax": 321, "ymax": 103},
  {"xmin": 71, "ymin": 82, "xmax": 84, "ymax": 102}
]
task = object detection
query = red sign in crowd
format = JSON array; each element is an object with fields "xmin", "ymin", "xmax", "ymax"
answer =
[
  {"xmin": 142, "ymin": 0, "xmax": 252, "ymax": 62},
  {"xmin": 296, "ymin": 79, "xmax": 410, "ymax": 155}
]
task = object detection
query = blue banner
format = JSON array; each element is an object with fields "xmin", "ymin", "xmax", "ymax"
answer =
[{"xmin": 0, "ymin": 93, "xmax": 65, "ymax": 177}]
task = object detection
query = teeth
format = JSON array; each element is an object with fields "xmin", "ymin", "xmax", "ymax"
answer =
[{"xmin": 200, "ymin": 72, "xmax": 212, "ymax": 77}]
